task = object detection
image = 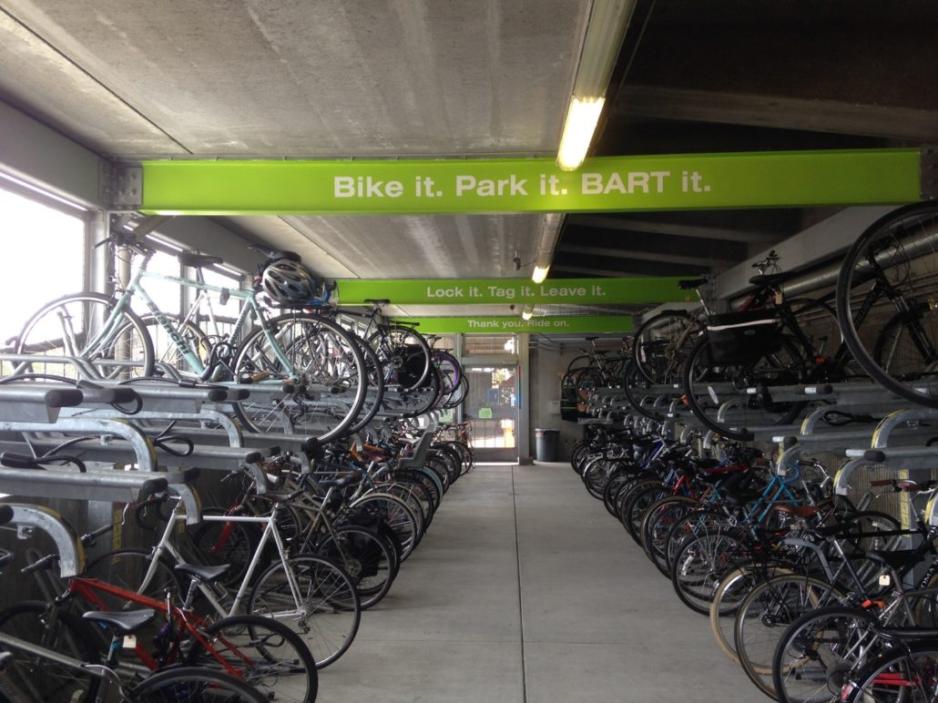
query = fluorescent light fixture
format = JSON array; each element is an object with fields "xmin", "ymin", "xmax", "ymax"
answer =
[
  {"xmin": 521, "ymin": 310, "xmax": 533, "ymax": 321},
  {"xmin": 556, "ymin": 1, "xmax": 633, "ymax": 170},
  {"xmin": 556, "ymin": 96, "xmax": 605, "ymax": 171},
  {"xmin": 531, "ymin": 265, "xmax": 550, "ymax": 284}
]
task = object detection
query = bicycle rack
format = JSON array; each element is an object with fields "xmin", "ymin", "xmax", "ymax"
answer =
[
  {"xmin": 6, "ymin": 504, "xmax": 85, "ymax": 577},
  {"xmin": 0, "ymin": 469, "xmax": 201, "ymax": 524}
]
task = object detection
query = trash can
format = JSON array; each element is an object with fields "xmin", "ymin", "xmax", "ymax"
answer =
[{"xmin": 534, "ymin": 428, "xmax": 560, "ymax": 462}]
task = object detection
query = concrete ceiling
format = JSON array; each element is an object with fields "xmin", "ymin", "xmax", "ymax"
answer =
[{"xmin": 0, "ymin": 0, "xmax": 589, "ymax": 280}]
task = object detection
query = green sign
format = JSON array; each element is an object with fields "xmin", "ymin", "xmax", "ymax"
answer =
[
  {"xmin": 339, "ymin": 277, "xmax": 688, "ymax": 305},
  {"xmin": 140, "ymin": 149, "xmax": 920, "ymax": 215},
  {"xmin": 400, "ymin": 315, "xmax": 634, "ymax": 335}
]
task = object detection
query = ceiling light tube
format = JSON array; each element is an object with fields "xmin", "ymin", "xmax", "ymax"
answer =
[
  {"xmin": 531, "ymin": 265, "xmax": 550, "ymax": 284},
  {"xmin": 556, "ymin": 96, "xmax": 605, "ymax": 171}
]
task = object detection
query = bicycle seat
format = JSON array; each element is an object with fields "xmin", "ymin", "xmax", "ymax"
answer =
[
  {"xmin": 174, "ymin": 562, "xmax": 230, "ymax": 584},
  {"xmin": 678, "ymin": 278, "xmax": 708, "ymax": 290},
  {"xmin": 178, "ymin": 252, "xmax": 224, "ymax": 268},
  {"xmin": 0, "ymin": 504, "xmax": 13, "ymax": 525},
  {"xmin": 82, "ymin": 609, "xmax": 156, "ymax": 634},
  {"xmin": 748, "ymin": 271, "xmax": 799, "ymax": 288}
]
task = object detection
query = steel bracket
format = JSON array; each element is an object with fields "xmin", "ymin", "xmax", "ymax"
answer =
[
  {"xmin": 100, "ymin": 161, "xmax": 143, "ymax": 210},
  {"xmin": 921, "ymin": 146, "xmax": 938, "ymax": 200}
]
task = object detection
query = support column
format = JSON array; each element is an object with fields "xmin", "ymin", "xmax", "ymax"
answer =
[
  {"xmin": 88, "ymin": 211, "xmax": 112, "ymax": 295},
  {"xmin": 517, "ymin": 333, "xmax": 531, "ymax": 465}
]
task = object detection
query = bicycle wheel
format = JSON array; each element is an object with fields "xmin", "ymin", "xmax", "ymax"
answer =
[
  {"xmin": 350, "ymin": 493, "xmax": 420, "ymax": 561},
  {"xmin": 0, "ymin": 601, "xmax": 103, "ymax": 703},
  {"xmin": 187, "ymin": 508, "xmax": 263, "ymax": 589},
  {"xmin": 189, "ymin": 614, "xmax": 318, "ymax": 703},
  {"xmin": 671, "ymin": 529, "xmax": 747, "ymax": 615},
  {"xmin": 633, "ymin": 310, "xmax": 700, "ymax": 384},
  {"xmin": 130, "ymin": 665, "xmax": 267, "ymax": 702},
  {"xmin": 84, "ymin": 548, "xmax": 183, "ymax": 606},
  {"xmin": 624, "ymin": 484, "xmax": 670, "ymax": 544},
  {"xmin": 683, "ymin": 333, "xmax": 808, "ymax": 441},
  {"xmin": 641, "ymin": 496, "xmax": 699, "ymax": 575},
  {"xmin": 15, "ymin": 293, "xmax": 154, "ymax": 379},
  {"xmin": 841, "ymin": 643, "xmax": 938, "ymax": 702},
  {"xmin": 343, "ymin": 332, "xmax": 385, "ymax": 434},
  {"xmin": 734, "ymin": 574, "xmax": 844, "ymax": 699},
  {"xmin": 367, "ymin": 324, "xmax": 431, "ymax": 391},
  {"xmin": 622, "ymin": 360, "xmax": 666, "ymax": 420},
  {"xmin": 233, "ymin": 314, "xmax": 366, "ymax": 441},
  {"xmin": 836, "ymin": 202, "xmax": 938, "ymax": 407},
  {"xmin": 709, "ymin": 565, "xmax": 793, "ymax": 665},
  {"xmin": 316, "ymin": 525, "xmax": 396, "ymax": 609},
  {"xmin": 247, "ymin": 555, "xmax": 361, "ymax": 669},
  {"xmin": 772, "ymin": 606, "xmax": 880, "ymax": 703}
]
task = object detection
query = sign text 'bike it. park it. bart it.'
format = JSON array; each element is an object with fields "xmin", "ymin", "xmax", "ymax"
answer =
[{"xmin": 139, "ymin": 149, "xmax": 921, "ymax": 215}]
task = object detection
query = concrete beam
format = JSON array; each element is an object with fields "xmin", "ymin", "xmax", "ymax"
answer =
[
  {"xmin": 713, "ymin": 206, "xmax": 898, "ymax": 299},
  {"xmin": 557, "ymin": 243, "xmax": 736, "ymax": 269},
  {"xmin": 570, "ymin": 214, "xmax": 782, "ymax": 243},
  {"xmin": 0, "ymin": 99, "xmax": 103, "ymax": 208},
  {"xmin": 155, "ymin": 217, "xmax": 263, "ymax": 274},
  {"xmin": 616, "ymin": 85, "xmax": 938, "ymax": 142}
]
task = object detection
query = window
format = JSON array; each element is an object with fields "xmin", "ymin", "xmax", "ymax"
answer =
[
  {"xmin": 0, "ymin": 186, "xmax": 84, "ymax": 345},
  {"xmin": 131, "ymin": 249, "xmax": 181, "ymax": 316},
  {"xmin": 464, "ymin": 334, "xmax": 517, "ymax": 355}
]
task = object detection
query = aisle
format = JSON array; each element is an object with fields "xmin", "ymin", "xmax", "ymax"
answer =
[{"xmin": 322, "ymin": 463, "xmax": 760, "ymax": 702}]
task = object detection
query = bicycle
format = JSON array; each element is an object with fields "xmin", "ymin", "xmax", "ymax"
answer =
[
  {"xmin": 87, "ymin": 487, "xmax": 361, "ymax": 669},
  {"xmin": 0, "ymin": 504, "xmax": 268, "ymax": 703},
  {"xmin": 14, "ymin": 231, "xmax": 367, "ymax": 440}
]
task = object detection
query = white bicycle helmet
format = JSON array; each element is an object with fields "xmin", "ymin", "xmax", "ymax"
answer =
[{"xmin": 260, "ymin": 259, "xmax": 316, "ymax": 303}]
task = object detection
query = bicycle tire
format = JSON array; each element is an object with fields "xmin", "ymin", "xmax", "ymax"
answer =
[
  {"xmin": 671, "ymin": 528, "xmax": 747, "ymax": 615},
  {"xmin": 835, "ymin": 202, "xmax": 938, "ymax": 408},
  {"xmin": 840, "ymin": 643, "xmax": 938, "ymax": 703},
  {"xmin": 632, "ymin": 309, "xmax": 699, "ymax": 385},
  {"xmin": 772, "ymin": 605, "xmax": 879, "ymax": 703},
  {"xmin": 15, "ymin": 292, "xmax": 155, "ymax": 379},
  {"xmin": 0, "ymin": 601, "xmax": 103, "ymax": 703},
  {"xmin": 734, "ymin": 573, "xmax": 845, "ymax": 699},
  {"xmin": 233, "ymin": 314, "xmax": 366, "ymax": 441},
  {"xmin": 640, "ymin": 495, "xmax": 699, "ymax": 575},
  {"xmin": 682, "ymin": 333, "xmax": 808, "ymax": 441},
  {"xmin": 316, "ymin": 525, "xmax": 396, "ymax": 609},
  {"xmin": 247, "ymin": 554, "xmax": 361, "ymax": 669},
  {"xmin": 130, "ymin": 665, "xmax": 267, "ymax": 702},
  {"xmin": 189, "ymin": 613, "xmax": 318, "ymax": 703},
  {"xmin": 349, "ymin": 492, "xmax": 420, "ymax": 561}
]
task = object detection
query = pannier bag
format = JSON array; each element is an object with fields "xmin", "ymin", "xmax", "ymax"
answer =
[{"xmin": 706, "ymin": 309, "xmax": 782, "ymax": 365}]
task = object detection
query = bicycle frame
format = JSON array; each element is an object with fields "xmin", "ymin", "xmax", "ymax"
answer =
[
  {"xmin": 82, "ymin": 251, "xmax": 296, "ymax": 379},
  {"xmin": 66, "ymin": 576, "xmax": 245, "ymax": 678},
  {"xmin": 136, "ymin": 500, "xmax": 306, "ymax": 621}
]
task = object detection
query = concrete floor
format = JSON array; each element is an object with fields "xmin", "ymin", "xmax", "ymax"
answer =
[{"xmin": 321, "ymin": 463, "xmax": 763, "ymax": 702}]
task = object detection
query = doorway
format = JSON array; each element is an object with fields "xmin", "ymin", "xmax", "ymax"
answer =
[{"xmin": 464, "ymin": 364, "xmax": 519, "ymax": 463}]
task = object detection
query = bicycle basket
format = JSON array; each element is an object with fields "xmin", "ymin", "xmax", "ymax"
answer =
[{"xmin": 706, "ymin": 309, "xmax": 782, "ymax": 365}]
